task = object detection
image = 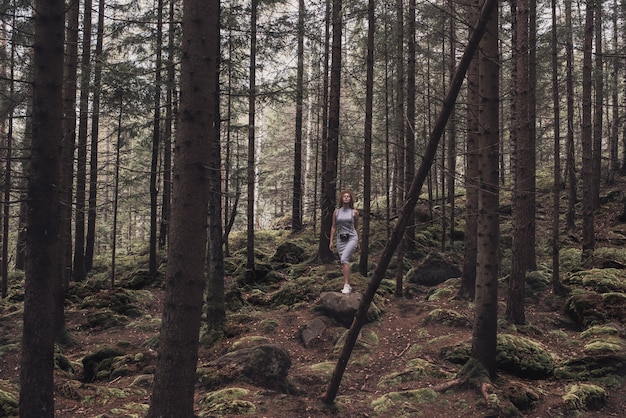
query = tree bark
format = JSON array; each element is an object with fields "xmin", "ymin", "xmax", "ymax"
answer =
[
  {"xmin": 581, "ymin": 0, "xmax": 595, "ymax": 260},
  {"xmin": 318, "ymin": 0, "xmax": 341, "ymax": 264},
  {"xmin": 73, "ymin": 0, "xmax": 93, "ymax": 282},
  {"xmin": 292, "ymin": 0, "xmax": 305, "ymax": 232},
  {"xmin": 472, "ymin": 0, "xmax": 500, "ymax": 377},
  {"xmin": 19, "ymin": 0, "xmax": 64, "ymax": 414},
  {"xmin": 85, "ymin": 0, "xmax": 106, "ymax": 272},
  {"xmin": 147, "ymin": 0, "xmax": 218, "ymax": 414},
  {"xmin": 359, "ymin": 0, "xmax": 374, "ymax": 276},
  {"xmin": 149, "ymin": 0, "xmax": 164, "ymax": 278}
]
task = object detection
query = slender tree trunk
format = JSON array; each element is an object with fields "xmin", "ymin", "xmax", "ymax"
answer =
[
  {"xmin": 19, "ymin": 0, "xmax": 64, "ymax": 413},
  {"xmin": 73, "ymin": 0, "xmax": 93, "ymax": 282},
  {"xmin": 607, "ymin": 0, "xmax": 619, "ymax": 184},
  {"xmin": 319, "ymin": 0, "xmax": 341, "ymax": 264},
  {"xmin": 446, "ymin": 0, "xmax": 457, "ymax": 246},
  {"xmin": 247, "ymin": 0, "xmax": 258, "ymax": 281},
  {"xmin": 551, "ymin": 0, "xmax": 564, "ymax": 294},
  {"xmin": 581, "ymin": 0, "xmax": 595, "ymax": 260},
  {"xmin": 292, "ymin": 0, "xmax": 305, "ymax": 232},
  {"xmin": 592, "ymin": 0, "xmax": 603, "ymax": 208},
  {"xmin": 359, "ymin": 0, "xmax": 375, "ymax": 277},
  {"xmin": 472, "ymin": 0, "xmax": 499, "ymax": 377},
  {"xmin": 149, "ymin": 0, "xmax": 164, "ymax": 278},
  {"xmin": 321, "ymin": 0, "xmax": 497, "ymax": 401},
  {"xmin": 460, "ymin": 0, "xmax": 480, "ymax": 300},
  {"xmin": 508, "ymin": 0, "xmax": 531, "ymax": 324},
  {"xmin": 147, "ymin": 0, "xmax": 218, "ymax": 414},
  {"xmin": 565, "ymin": 0, "xmax": 576, "ymax": 230},
  {"xmin": 85, "ymin": 0, "xmax": 106, "ymax": 272},
  {"xmin": 206, "ymin": 8, "xmax": 226, "ymax": 332},
  {"xmin": 111, "ymin": 96, "xmax": 123, "ymax": 286},
  {"xmin": 405, "ymin": 0, "xmax": 416, "ymax": 245},
  {"xmin": 159, "ymin": 0, "xmax": 175, "ymax": 250}
]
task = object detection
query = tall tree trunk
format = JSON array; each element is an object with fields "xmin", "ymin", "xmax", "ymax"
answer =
[
  {"xmin": 472, "ymin": 0, "xmax": 499, "ymax": 377},
  {"xmin": 246, "ymin": 0, "xmax": 258, "ymax": 281},
  {"xmin": 581, "ymin": 0, "xmax": 595, "ymax": 260},
  {"xmin": 57, "ymin": 0, "xmax": 79, "ymax": 343},
  {"xmin": 446, "ymin": 0, "xmax": 457, "ymax": 246},
  {"xmin": 565, "ymin": 0, "xmax": 577, "ymax": 230},
  {"xmin": 159, "ymin": 0, "xmax": 176, "ymax": 250},
  {"xmin": 592, "ymin": 0, "xmax": 603, "ymax": 209},
  {"xmin": 292, "ymin": 0, "xmax": 305, "ymax": 232},
  {"xmin": 507, "ymin": 0, "xmax": 532, "ymax": 324},
  {"xmin": 318, "ymin": 0, "xmax": 341, "ymax": 264},
  {"xmin": 406, "ymin": 0, "xmax": 416, "ymax": 245},
  {"xmin": 607, "ymin": 0, "xmax": 619, "ymax": 184},
  {"xmin": 149, "ymin": 0, "xmax": 164, "ymax": 278},
  {"xmin": 321, "ymin": 0, "xmax": 497, "ymax": 401},
  {"xmin": 85, "ymin": 0, "xmax": 106, "ymax": 272},
  {"xmin": 460, "ymin": 0, "xmax": 480, "ymax": 300},
  {"xmin": 394, "ymin": 0, "xmax": 405, "ymax": 297},
  {"xmin": 73, "ymin": 0, "xmax": 93, "ymax": 282},
  {"xmin": 111, "ymin": 96, "xmax": 123, "ymax": 286},
  {"xmin": 147, "ymin": 0, "xmax": 218, "ymax": 414},
  {"xmin": 19, "ymin": 0, "xmax": 64, "ymax": 413},
  {"xmin": 359, "ymin": 0, "xmax": 374, "ymax": 276},
  {"xmin": 206, "ymin": 7, "xmax": 226, "ymax": 333},
  {"xmin": 551, "ymin": 0, "xmax": 564, "ymax": 294}
]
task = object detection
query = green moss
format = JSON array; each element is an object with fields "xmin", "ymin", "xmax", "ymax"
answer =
[
  {"xmin": 371, "ymin": 388, "xmax": 439, "ymax": 416},
  {"xmin": 199, "ymin": 388, "xmax": 255, "ymax": 417},
  {"xmin": 582, "ymin": 340, "xmax": 623, "ymax": 355},
  {"xmin": 580, "ymin": 325, "xmax": 619, "ymax": 338},
  {"xmin": 562, "ymin": 384, "xmax": 607, "ymax": 411}
]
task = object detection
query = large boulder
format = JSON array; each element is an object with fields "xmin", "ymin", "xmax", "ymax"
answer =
[
  {"xmin": 406, "ymin": 253, "xmax": 461, "ymax": 286},
  {"xmin": 315, "ymin": 292, "xmax": 382, "ymax": 328},
  {"xmin": 198, "ymin": 344, "xmax": 292, "ymax": 391}
]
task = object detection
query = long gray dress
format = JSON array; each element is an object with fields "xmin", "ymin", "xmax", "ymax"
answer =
[{"xmin": 335, "ymin": 207, "xmax": 358, "ymax": 264}]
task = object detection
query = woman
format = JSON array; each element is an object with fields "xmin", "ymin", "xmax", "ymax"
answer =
[{"xmin": 329, "ymin": 190, "xmax": 360, "ymax": 294}]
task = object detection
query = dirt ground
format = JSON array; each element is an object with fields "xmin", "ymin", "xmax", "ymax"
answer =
[{"xmin": 3, "ymin": 275, "xmax": 625, "ymax": 417}]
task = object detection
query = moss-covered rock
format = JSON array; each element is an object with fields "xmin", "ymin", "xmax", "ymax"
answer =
[
  {"xmin": 82, "ymin": 346, "xmax": 124, "ymax": 382},
  {"xmin": 199, "ymin": 387, "xmax": 256, "ymax": 417},
  {"xmin": 370, "ymin": 388, "xmax": 439, "ymax": 416},
  {"xmin": 271, "ymin": 241, "xmax": 306, "ymax": 264},
  {"xmin": 554, "ymin": 353, "xmax": 626, "ymax": 381},
  {"xmin": 565, "ymin": 268, "xmax": 626, "ymax": 293},
  {"xmin": 0, "ymin": 380, "xmax": 18, "ymax": 417},
  {"xmin": 496, "ymin": 334, "xmax": 555, "ymax": 379},
  {"xmin": 562, "ymin": 383, "xmax": 607, "ymax": 411},
  {"xmin": 377, "ymin": 358, "xmax": 452, "ymax": 387},
  {"xmin": 423, "ymin": 308, "xmax": 471, "ymax": 327}
]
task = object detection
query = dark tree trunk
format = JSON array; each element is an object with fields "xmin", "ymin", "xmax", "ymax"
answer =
[
  {"xmin": 73, "ymin": 0, "xmax": 93, "ymax": 282},
  {"xmin": 149, "ymin": 0, "xmax": 164, "ymax": 278},
  {"xmin": 19, "ymin": 0, "xmax": 64, "ymax": 414},
  {"xmin": 472, "ymin": 0, "xmax": 500, "ymax": 378},
  {"xmin": 550, "ymin": 0, "xmax": 564, "ymax": 294},
  {"xmin": 507, "ymin": 0, "xmax": 531, "ymax": 325},
  {"xmin": 359, "ymin": 0, "xmax": 375, "ymax": 276},
  {"xmin": 292, "ymin": 0, "xmax": 305, "ymax": 232},
  {"xmin": 85, "ymin": 0, "xmax": 106, "ymax": 272},
  {"xmin": 460, "ymin": 0, "xmax": 480, "ymax": 301},
  {"xmin": 318, "ymin": 0, "xmax": 341, "ymax": 264},
  {"xmin": 246, "ymin": 0, "xmax": 258, "ymax": 281},
  {"xmin": 147, "ymin": 0, "xmax": 218, "ymax": 414},
  {"xmin": 206, "ymin": 11, "xmax": 226, "ymax": 332},
  {"xmin": 565, "ymin": 0, "xmax": 576, "ymax": 230},
  {"xmin": 159, "ymin": 0, "xmax": 175, "ymax": 250},
  {"xmin": 581, "ymin": 0, "xmax": 594, "ymax": 259}
]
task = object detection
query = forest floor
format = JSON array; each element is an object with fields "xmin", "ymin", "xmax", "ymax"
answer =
[{"xmin": 3, "ymin": 184, "xmax": 626, "ymax": 417}]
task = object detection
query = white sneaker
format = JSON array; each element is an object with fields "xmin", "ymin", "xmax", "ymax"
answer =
[{"xmin": 341, "ymin": 284, "xmax": 352, "ymax": 294}]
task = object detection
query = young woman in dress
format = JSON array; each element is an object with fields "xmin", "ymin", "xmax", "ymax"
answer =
[{"xmin": 329, "ymin": 190, "xmax": 359, "ymax": 294}]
